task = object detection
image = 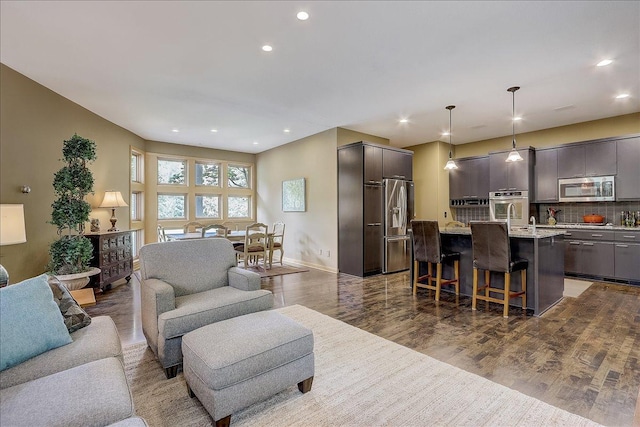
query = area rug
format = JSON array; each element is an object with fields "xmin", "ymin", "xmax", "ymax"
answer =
[
  {"xmin": 563, "ymin": 278, "xmax": 593, "ymax": 298},
  {"xmin": 123, "ymin": 305, "xmax": 601, "ymax": 426}
]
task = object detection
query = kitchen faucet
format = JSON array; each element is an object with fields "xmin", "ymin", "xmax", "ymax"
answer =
[
  {"xmin": 506, "ymin": 203, "xmax": 515, "ymax": 230},
  {"xmin": 530, "ymin": 216, "xmax": 536, "ymax": 234}
]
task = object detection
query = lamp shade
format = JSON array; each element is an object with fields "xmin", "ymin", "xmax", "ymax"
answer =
[
  {"xmin": 99, "ymin": 191, "xmax": 128, "ymax": 208},
  {"xmin": 0, "ymin": 204, "xmax": 27, "ymax": 246}
]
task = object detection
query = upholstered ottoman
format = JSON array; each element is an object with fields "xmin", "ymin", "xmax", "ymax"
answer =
[{"xmin": 182, "ymin": 310, "xmax": 315, "ymax": 427}]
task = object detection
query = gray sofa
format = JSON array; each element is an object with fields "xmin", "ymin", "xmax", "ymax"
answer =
[
  {"xmin": 0, "ymin": 315, "xmax": 146, "ymax": 427},
  {"xmin": 139, "ymin": 238, "xmax": 274, "ymax": 378}
]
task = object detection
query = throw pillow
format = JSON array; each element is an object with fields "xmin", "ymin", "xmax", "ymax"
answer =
[
  {"xmin": 48, "ymin": 276, "xmax": 92, "ymax": 333},
  {"xmin": 0, "ymin": 274, "xmax": 72, "ymax": 371}
]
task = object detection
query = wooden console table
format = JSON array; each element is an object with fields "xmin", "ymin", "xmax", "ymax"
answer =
[{"xmin": 86, "ymin": 230, "xmax": 133, "ymax": 291}]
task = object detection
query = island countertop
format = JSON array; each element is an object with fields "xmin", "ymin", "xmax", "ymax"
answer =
[{"xmin": 441, "ymin": 226, "xmax": 566, "ymax": 239}]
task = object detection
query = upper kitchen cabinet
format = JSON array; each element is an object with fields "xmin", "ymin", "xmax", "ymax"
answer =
[
  {"xmin": 382, "ymin": 148, "xmax": 413, "ymax": 180},
  {"xmin": 363, "ymin": 144, "xmax": 383, "ymax": 184},
  {"xmin": 489, "ymin": 147, "xmax": 534, "ymax": 193},
  {"xmin": 557, "ymin": 140, "xmax": 616, "ymax": 178},
  {"xmin": 616, "ymin": 136, "xmax": 640, "ymax": 200},
  {"xmin": 449, "ymin": 156, "xmax": 490, "ymax": 200},
  {"xmin": 534, "ymin": 148, "xmax": 558, "ymax": 202}
]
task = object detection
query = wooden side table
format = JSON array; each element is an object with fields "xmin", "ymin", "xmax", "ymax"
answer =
[
  {"xmin": 70, "ymin": 288, "xmax": 96, "ymax": 307},
  {"xmin": 86, "ymin": 230, "xmax": 133, "ymax": 291}
]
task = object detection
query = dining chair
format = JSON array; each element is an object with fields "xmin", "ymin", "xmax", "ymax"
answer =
[
  {"xmin": 269, "ymin": 222, "xmax": 285, "ymax": 267},
  {"xmin": 202, "ymin": 224, "xmax": 228, "ymax": 238},
  {"xmin": 234, "ymin": 223, "xmax": 269, "ymax": 271},
  {"xmin": 157, "ymin": 225, "xmax": 168, "ymax": 242},
  {"xmin": 470, "ymin": 221, "xmax": 528, "ymax": 318},
  {"xmin": 410, "ymin": 220, "xmax": 460, "ymax": 301},
  {"xmin": 183, "ymin": 221, "xmax": 204, "ymax": 234}
]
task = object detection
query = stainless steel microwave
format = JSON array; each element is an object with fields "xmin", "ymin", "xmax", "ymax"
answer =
[{"xmin": 558, "ymin": 176, "xmax": 615, "ymax": 202}]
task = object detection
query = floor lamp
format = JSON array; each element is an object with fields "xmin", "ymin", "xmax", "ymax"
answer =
[{"xmin": 0, "ymin": 204, "xmax": 27, "ymax": 287}]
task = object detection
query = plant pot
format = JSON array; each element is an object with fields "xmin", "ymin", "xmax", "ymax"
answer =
[{"xmin": 55, "ymin": 267, "xmax": 101, "ymax": 291}]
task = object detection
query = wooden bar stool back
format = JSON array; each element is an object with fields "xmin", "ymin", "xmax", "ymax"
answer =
[
  {"xmin": 470, "ymin": 221, "xmax": 528, "ymax": 318},
  {"xmin": 410, "ymin": 220, "xmax": 460, "ymax": 301}
]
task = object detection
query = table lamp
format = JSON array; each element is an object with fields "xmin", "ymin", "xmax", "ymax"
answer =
[
  {"xmin": 99, "ymin": 191, "xmax": 128, "ymax": 232},
  {"xmin": 0, "ymin": 204, "xmax": 27, "ymax": 287}
]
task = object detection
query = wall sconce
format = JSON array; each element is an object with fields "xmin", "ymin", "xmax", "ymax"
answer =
[{"xmin": 98, "ymin": 191, "xmax": 128, "ymax": 231}]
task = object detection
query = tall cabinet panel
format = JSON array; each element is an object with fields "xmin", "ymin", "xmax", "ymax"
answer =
[
  {"xmin": 489, "ymin": 148, "xmax": 534, "ymax": 194},
  {"xmin": 616, "ymin": 136, "xmax": 640, "ymax": 200},
  {"xmin": 338, "ymin": 141, "xmax": 412, "ymax": 277},
  {"xmin": 534, "ymin": 148, "xmax": 558, "ymax": 202}
]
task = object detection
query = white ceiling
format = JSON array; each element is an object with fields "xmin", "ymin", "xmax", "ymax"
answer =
[{"xmin": 1, "ymin": 1, "xmax": 638, "ymax": 154}]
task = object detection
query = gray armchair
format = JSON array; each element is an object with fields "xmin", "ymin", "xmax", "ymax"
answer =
[{"xmin": 139, "ymin": 238, "xmax": 274, "ymax": 378}]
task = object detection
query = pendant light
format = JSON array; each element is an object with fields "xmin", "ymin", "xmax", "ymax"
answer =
[
  {"xmin": 443, "ymin": 105, "xmax": 458, "ymax": 170},
  {"xmin": 505, "ymin": 86, "xmax": 524, "ymax": 162}
]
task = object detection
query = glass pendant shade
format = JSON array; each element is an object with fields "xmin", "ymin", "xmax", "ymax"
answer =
[
  {"xmin": 443, "ymin": 105, "xmax": 458, "ymax": 170},
  {"xmin": 505, "ymin": 86, "xmax": 523, "ymax": 162}
]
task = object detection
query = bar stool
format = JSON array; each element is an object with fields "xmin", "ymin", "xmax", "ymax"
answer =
[
  {"xmin": 470, "ymin": 221, "xmax": 527, "ymax": 318},
  {"xmin": 410, "ymin": 220, "xmax": 460, "ymax": 301}
]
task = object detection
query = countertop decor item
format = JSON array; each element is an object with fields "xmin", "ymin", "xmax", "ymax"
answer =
[
  {"xmin": 99, "ymin": 190, "xmax": 128, "ymax": 231},
  {"xmin": 583, "ymin": 214, "xmax": 605, "ymax": 223},
  {"xmin": 48, "ymin": 134, "xmax": 97, "ymax": 282},
  {"xmin": 505, "ymin": 86, "xmax": 524, "ymax": 162},
  {"xmin": 0, "ymin": 204, "xmax": 27, "ymax": 287}
]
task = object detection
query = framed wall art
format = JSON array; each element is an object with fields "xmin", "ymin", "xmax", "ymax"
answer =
[{"xmin": 282, "ymin": 178, "xmax": 306, "ymax": 212}]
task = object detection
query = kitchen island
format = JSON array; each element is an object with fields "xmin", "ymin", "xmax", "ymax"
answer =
[{"xmin": 430, "ymin": 227, "xmax": 566, "ymax": 316}]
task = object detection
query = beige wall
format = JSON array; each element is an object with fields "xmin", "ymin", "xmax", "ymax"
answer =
[
  {"xmin": 0, "ymin": 64, "xmax": 146, "ymax": 282},
  {"xmin": 256, "ymin": 127, "xmax": 388, "ymax": 272},
  {"xmin": 453, "ymin": 113, "xmax": 640, "ymax": 158},
  {"xmin": 407, "ymin": 141, "xmax": 452, "ymax": 224}
]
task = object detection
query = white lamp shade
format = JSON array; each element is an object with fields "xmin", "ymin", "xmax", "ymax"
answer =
[
  {"xmin": 0, "ymin": 204, "xmax": 27, "ymax": 246},
  {"xmin": 505, "ymin": 147, "xmax": 524, "ymax": 162},
  {"xmin": 99, "ymin": 191, "xmax": 128, "ymax": 208}
]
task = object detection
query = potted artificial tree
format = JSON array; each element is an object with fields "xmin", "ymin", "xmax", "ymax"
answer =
[{"xmin": 48, "ymin": 134, "xmax": 101, "ymax": 290}]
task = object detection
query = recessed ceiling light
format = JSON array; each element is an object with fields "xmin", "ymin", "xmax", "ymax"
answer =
[
  {"xmin": 210, "ymin": 129, "xmax": 218, "ymax": 133},
  {"xmin": 513, "ymin": 116, "xmax": 522, "ymax": 121},
  {"xmin": 283, "ymin": 129, "xmax": 290, "ymax": 133},
  {"xmin": 297, "ymin": 11, "xmax": 309, "ymax": 21},
  {"xmin": 616, "ymin": 93, "xmax": 630, "ymax": 99},
  {"xmin": 441, "ymin": 132, "xmax": 450, "ymax": 136},
  {"xmin": 172, "ymin": 129, "xmax": 179, "ymax": 132},
  {"xmin": 597, "ymin": 59, "xmax": 613, "ymax": 67},
  {"xmin": 262, "ymin": 45, "xmax": 273, "ymax": 52},
  {"xmin": 399, "ymin": 118, "xmax": 408, "ymax": 123},
  {"xmin": 253, "ymin": 141, "xmax": 259, "ymax": 145}
]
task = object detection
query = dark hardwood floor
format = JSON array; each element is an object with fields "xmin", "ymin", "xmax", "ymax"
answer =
[{"xmin": 87, "ymin": 268, "xmax": 640, "ymax": 426}]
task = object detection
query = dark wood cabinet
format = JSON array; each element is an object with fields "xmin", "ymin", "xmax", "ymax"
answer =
[
  {"xmin": 557, "ymin": 140, "xmax": 616, "ymax": 178},
  {"xmin": 616, "ymin": 136, "xmax": 640, "ymax": 200},
  {"xmin": 534, "ymin": 148, "xmax": 558, "ymax": 202},
  {"xmin": 338, "ymin": 141, "xmax": 413, "ymax": 277},
  {"xmin": 449, "ymin": 156, "xmax": 489, "ymax": 200},
  {"xmin": 87, "ymin": 230, "xmax": 133, "ymax": 290},
  {"xmin": 382, "ymin": 149, "xmax": 412, "ymax": 180},
  {"xmin": 489, "ymin": 148, "xmax": 534, "ymax": 193}
]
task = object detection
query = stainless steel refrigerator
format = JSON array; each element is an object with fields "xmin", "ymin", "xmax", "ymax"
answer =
[{"xmin": 383, "ymin": 178, "xmax": 414, "ymax": 273}]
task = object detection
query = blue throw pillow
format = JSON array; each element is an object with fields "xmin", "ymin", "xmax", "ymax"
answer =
[{"xmin": 0, "ymin": 273, "xmax": 73, "ymax": 371}]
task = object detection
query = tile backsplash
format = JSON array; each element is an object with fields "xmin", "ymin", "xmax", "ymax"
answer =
[
  {"xmin": 451, "ymin": 201, "xmax": 640, "ymax": 226},
  {"xmin": 537, "ymin": 201, "xmax": 640, "ymax": 225}
]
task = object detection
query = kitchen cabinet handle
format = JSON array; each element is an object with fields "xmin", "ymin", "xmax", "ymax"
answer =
[
  {"xmin": 498, "ymin": 188, "xmax": 507, "ymax": 191},
  {"xmin": 591, "ymin": 234, "xmax": 603, "ymax": 237},
  {"xmin": 616, "ymin": 244, "xmax": 629, "ymax": 248},
  {"xmin": 623, "ymin": 235, "xmax": 637, "ymax": 239},
  {"xmin": 565, "ymin": 232, "xmax": 572, "ymax": 236},
  {"xmin": 366, "ymin": 180, "xmax": 382, "ymax": 185},
  {"xmin": 391, "ymin": 175, "xmax": 406, "ymax": 179},
  {"xmin": 538, "ymin": 198, "xmax": 557, "ymax": 201},
  {"xmin": 366, "ymin": 223, "xmax": 382, "ymax": 227},
  {"xmin": 582, "ymin": 242, "xmax": 594, "ymax": 246},
  {"xmin": 508, "ymin": 187, "xmax": 517, "ymax": 190},
  {"xmin": 569, "ymin": 241, "xmax": 580, "ymax": 245}
]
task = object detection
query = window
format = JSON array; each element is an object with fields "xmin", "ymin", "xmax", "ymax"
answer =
[
  {"xmin": 196, "ymin": 194, "xmax": 221, "ymax": 218},
  {"xmin": 158, "ymin": 159, "xmax": 186, "ymax": 185},
  {"xmin": 131, "ymin": 191, "xmax": 143, "ymax": 221},
  {"xmin": 228, "ymin": 165, "xmax": 250, "ymax": 188},
  {"xmin": 131, "ymin": 152, "xmax": 144, "ymax": 183},
  {"xmin": 195, "ymin": 161, "xmax": 220, "ymax": 186},
  {"xmin": 131, "ymin": 229, "xmax": 144, "ymax": 258},
  {"xmin": 228, "ymin": 196, "xmax": 251, "ymax": 218},
  {"xmin": 158, "ymin": 194, "xmax": 186, "ymax": 219}
]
